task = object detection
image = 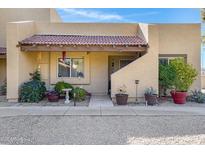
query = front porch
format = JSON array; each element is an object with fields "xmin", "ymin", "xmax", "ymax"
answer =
[{"xmin": 6, "ymin": 30, "xmax": 148, "ymax": 102}]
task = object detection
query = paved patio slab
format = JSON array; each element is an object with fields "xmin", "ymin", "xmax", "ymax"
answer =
[{"xmin": 89, "ymin": 95, "xmax": 113, "ymax": 107}]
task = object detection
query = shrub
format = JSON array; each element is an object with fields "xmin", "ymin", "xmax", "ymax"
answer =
[
  {"xmin": 19, "ymin": 70, "xmax": 46, "ymax": 102},
  {"xmin": 54, "ymin": 81, "xmax": 74, "ymax": 97},
  {"xmin": 20, "ymin": 80, "xmax": 46, "ymax": 102},
  {"xmin": 169, "ymin": 58, "xmax": 198, "ymax": 92},
  {"xmin": 159, "ymin": 64, "xmax": 176, "ymax": 96},
  {"xmin": 73, "ymin": 87, "xmax": 86, "ymax": 102},
  {"xmin": 29, "ymin": 69, "xmax": 41, "ymax": 81},
  {"xmin": 0, "ymin": 80, "xmax": 6, "ymax": 95},
  {"xmin": 144, "ymin": 87, "xmax": 157, "ymax": 95},
  {"xmin": 187, "ymin": 90, "xmax": 205, "ymax": 103}
]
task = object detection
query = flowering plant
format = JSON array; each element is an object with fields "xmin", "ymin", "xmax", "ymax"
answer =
[{"xmin": 117, "ymin": 85, "xmax": 127, "ymax": 94}]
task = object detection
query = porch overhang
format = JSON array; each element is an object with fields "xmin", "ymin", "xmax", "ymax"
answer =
[{"xmin": 18, "ymin": 34, "xmax": 148, "ymax": 52}]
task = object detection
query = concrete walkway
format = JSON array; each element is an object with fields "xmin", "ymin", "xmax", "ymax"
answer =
[
  {"xmin": 0, "ymin": 106, "xmax": 205, "ymax": 117},
  {"xmin": 89, "ymin": 95, "xmax": 113, "ymax": 107}
]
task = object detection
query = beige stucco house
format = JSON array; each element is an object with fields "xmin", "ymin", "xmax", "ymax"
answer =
[{"xmin": 0, "ymin": 9, "xmax": 202, "ymax": 102}]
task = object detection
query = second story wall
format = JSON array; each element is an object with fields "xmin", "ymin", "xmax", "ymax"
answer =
[
  {"xmin": 35, "ymin": 22, "xmax": 140, "ymax": 36},
  {"xmin": 0, "ymin": 8, "xmax": 61, "ymax": 47},
  {"xmin": 158, "ymin": 24, "xmax": 201, "ymax": 90}
]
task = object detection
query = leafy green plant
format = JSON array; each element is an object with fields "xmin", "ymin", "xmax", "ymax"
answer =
[
  {"xmin": 73, "ymin": 87, "xmax": 87, "ymax": 102},
  {"xmin": 0, "ymin": 80, "xmax": 6, "ymax": 95},
  {"xmin": 20, "ymin": 80, "xmax": 46, "ymax": 102},
  {"xmin": 54, "ymin": 81, "xmax": 74, "ymax": 97},
  {"xmin": 169, "ymin": 58, "xmax": 198, "ymax": 92},
  {"xmin": 29, "ymin": 69, "xmax": 41, "ymax": 81},
  {"xmin": 144, "ymin": 87, "xmax": 157, "ymax": 95},
  {"xmin": 187, "ymin": 90, "xmax": 205, "ymax": 103},
  {"xmin": 159, "ymin": 64, "xmax": 176, "ymax": 96},
  {"xmin": 19, "ymin": 70, "xmax": 46, "ymax": 102}
]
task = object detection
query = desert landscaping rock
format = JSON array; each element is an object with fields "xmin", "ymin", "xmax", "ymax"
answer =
[{"xmin": 0, "ymin": 115, "xmax": 205, "ymax": 144}]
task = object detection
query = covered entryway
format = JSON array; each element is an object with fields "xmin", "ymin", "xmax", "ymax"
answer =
[
  {"xmin": 18, "ymin": 34, "xmax": 148, "ymax": 96},
  {"xmin": 108, "ymin": 55, "xmax": 141, "ymax": 94}
]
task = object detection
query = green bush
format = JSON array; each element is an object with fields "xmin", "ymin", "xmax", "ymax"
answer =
[
  {"xmin": 73, "ymin": 87, "xmax": 86, "ymax": 102},
  {"xmin": 54, "ymin": 81, "xmax": 74, "ymax": 97},
  {"xmin": 0, "ymin": 80, "xmax": 6, "ymax": 95},
  {"xmin": 187, "ymin": 90, "xmax": 205, "ymax": 103},
  {"xmin": 169, "ymin": 58, "xmax": 198, "ymax": 92},
  {"xmin": 159, "ymin": 64, "xmax": 176, "ymax": 96},
  {"xmin": 19, "ymin": 70, "xmax": 46, "ymax": 102},
  {"xmin": 20, "ymin": 80, "xmax": 46, "ymax": 102},
  {"xmin": 29, "ymin": 69, "xmax": 41, "ymax": 81}
]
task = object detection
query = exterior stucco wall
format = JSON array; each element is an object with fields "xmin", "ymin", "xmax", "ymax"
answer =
[
  {"xmin": 36, "ymin": 22, "xmax": 139, "ymax": 36},
  {"xmin": 111, "ymin": 25, "xmax": 159, "ymax": 100},
  {"xmin": 0, "ymin": 8, "xmax": 52, "ymax": 47},
  {"xmin": 202, "ymin": 76, "xmax": 205, "ymax": 89},
  {"xmin": 158, "ymin": 24, "xmax": 201, "ymax": 90},
  {"xmin": 7, "ymin": 21, "xmax": 37, "ymax": 102},
  {"xmin": 50, "ymin": 9, "xmax": 62, "ymax": 22},
  {"xmin": 111, "ymin": 24, "xmax": 201, "ymax": 100}
]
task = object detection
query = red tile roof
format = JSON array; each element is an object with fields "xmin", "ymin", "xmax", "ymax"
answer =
[
  {"xmin": 19, "ymin": 35, "xmax": 147, "ymax": 46},
  {"xmin": 0, "ymin": 47, "xmax": 6, "ymax": 55}
]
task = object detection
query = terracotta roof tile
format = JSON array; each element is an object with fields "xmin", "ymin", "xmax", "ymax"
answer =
[
  {"xmin": 19, "ymin": 35, "xmax": 147, "ymax": 46},
  {"xmin": 0, "ymin": 47, "xmax": 6, "ymax": 55}
]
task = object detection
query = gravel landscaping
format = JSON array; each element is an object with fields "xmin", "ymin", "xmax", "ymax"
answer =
[{"xmin": 0, "ymin": 115, "xmax": 205, "ymax": 144}]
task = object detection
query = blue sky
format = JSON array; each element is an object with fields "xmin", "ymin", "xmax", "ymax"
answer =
[
  {"xmin": 57, "ymin": 8, "xmax": 205, "ymax": 68},
  {"xmin": 57, "ymin": 8, "xmax": 200, "ymax": 23}
]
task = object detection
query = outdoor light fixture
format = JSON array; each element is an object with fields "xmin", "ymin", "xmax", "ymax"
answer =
[
  {"xmin": 135, "ymin": 80, "xmax": 139, "ymax": 102},
  {"xmin": 72, "ymin": 63, "xmax": 78, "ymax": 69}
]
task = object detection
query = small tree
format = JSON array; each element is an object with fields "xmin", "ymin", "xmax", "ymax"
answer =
[
  {"xmin": 29, "ymin": 69, "xmax": 41, "ymax": 81},
  {"xmin": 159, "ymin": 64, "xmax": 176, "ymax": 96},
  {"xmin": 169, "ymin": 58, "xmax": 198, "ymax": 92}
]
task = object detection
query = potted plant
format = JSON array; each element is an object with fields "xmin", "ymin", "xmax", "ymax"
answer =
[
  {"xmin": 169, "ymin": 58, "xmax": 197, "ymax": 104},
  {"xmin": 144, "ymin": 87, "xmax": 158, "ymax": 105},
  {"xmin": 115, "ymin": 85, "xmax": 128, "ymax": 105},
  {"xmin": 46, "ymin": 90, "xmax": 59, "ymax": 102}
]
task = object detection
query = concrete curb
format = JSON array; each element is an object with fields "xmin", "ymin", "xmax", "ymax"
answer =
[{"xmin": 0, "ymin": 106, "xmax": 205, "ymax": 117}]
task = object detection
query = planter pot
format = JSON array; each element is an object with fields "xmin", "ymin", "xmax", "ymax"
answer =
[
  {"xmin": 115, "ymin": 94, "xmax": 128, "ymax": 105},
  {"xmin": 59, "ymin": 95, "xmax": 65, "ymax": 99},
  {"xmin": 144, "ymin": 94, "xmax": 158, "ymax": 105},
  {"xmin": 47, "ymin": 94, "xmax": 59, "ymax": 102},
  {"xmin": 170, "ymin": 90, "xmax": 187, "ymax": 104}
]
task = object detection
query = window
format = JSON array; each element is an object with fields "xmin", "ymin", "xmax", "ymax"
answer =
[
  {"xmin": 119, "ymin": 59, "xmax": 133, "ymax": 69},
  {"xmin": 159, "ymin": 56, "xmax": 186, "ymax": 66},
  {"xmin": 58, "ymin": 58, "xmax": 84, "ymax": 78}
]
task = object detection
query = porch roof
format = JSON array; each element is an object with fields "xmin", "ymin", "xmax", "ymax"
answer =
[
  {"xmin": 19, "ymin": 34, "xmax": 147, "ymax": 46},
  {"xmin": 0, "ymin": 47, "xmax": 6, "ymax": 55},
  {"xmin": 18, "ymin": 34, "xmax": 148, "ymax": 52}
]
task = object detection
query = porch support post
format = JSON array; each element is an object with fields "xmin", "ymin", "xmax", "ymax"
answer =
[{"xmin": 6, "ymin": 21, "xmax": 35, "ymax": 102}]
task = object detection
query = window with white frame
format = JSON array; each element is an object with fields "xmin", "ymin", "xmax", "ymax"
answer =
[
  {"xmin": 58, "ymin": 58, "xmax": 84, "ymax": 78},
  {"xmin": 159, "ymin": 56, "xmax": 186, "ymax": 66}
]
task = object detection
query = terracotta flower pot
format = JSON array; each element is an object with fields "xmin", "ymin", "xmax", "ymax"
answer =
[
  {"xmin": 170, "ymin": 90, "xmax": 187, "ymax": 104},
  {"xmin": 47, "ymin": 92, "xmax": 59, "ymax": 102},
  {"xmin": 115, "ymin": 94, "xmax": 128, "ymax": 105},
  {"xmin": 144, "ymin": 94, "xmax": 158, "ymax": 105}
]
